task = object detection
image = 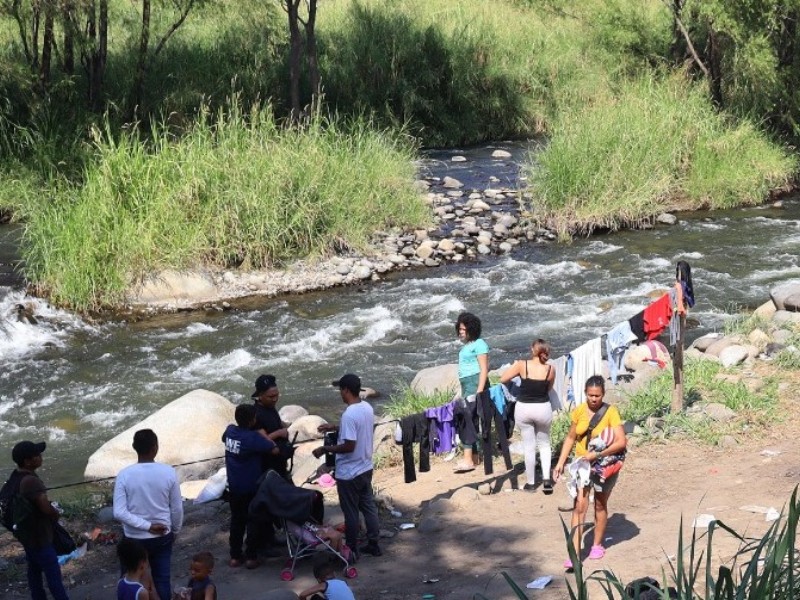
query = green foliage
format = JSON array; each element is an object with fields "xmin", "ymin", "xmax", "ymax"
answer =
[
  {"xmin": 560, "ymin": 486, "xmax": 800, "ymax": 599},
  {"xmin": 21, "ymin": 103, "xmax": 429, "ymax": 310},
  {"xmin": 530, "ymin": 73, "xmax": 796, "ymax": 237},
  {"xmin": 619, "ymin": 357, "xmax": 779, "ymax": 444},
  {"xmin": 723, "ymin": 311, "xmax": 770, "ymax": 336},
  {"xmin": 384, "ymin": 385, "xmax": 454, "ymax": 419}
]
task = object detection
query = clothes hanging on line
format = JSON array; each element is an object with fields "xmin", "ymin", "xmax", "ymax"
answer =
[
  {"xmin": 475, "ymin": 390, "xmax": 514, "ymax": 475},
  {"xmin": 640, "ymin": 339, "xmax": 668, "ymax": 368},
  {"xmin": 643, "ymin": 293, "xmax": 672, "ymax": 340},
  {"xmin": 605, "ymin": 321, "xmax": 638, "ymax": 384},
  {"xmin": 668, "ymin": 287, "xmax": 680, "ymax": 346},
  {"xmin": 424, "ymin": 401, "xmax": 458, "ymax": 454},
  {"xmin": 397, "ymin": 413, "xmax": 431, "ymax": 483},
  {"xmin": 568, "ymin": 337, "xmax": 603, "ymax": 405},
  {"xmin": 628, "ymin": 310, "xmax": 646, "ymax": 342},
  {"xmin": 549, "ymin": 356, "xmax": 568, "ymax": 411}
]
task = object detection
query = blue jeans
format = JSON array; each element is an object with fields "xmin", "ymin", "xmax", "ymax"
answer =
[
  {"xmin": 133, "ymin": 533, "xmax": 174, "ymax": 600},
  {"xmin": 24, "ymin": 544, "xmax": 69, "ymax": 600}
]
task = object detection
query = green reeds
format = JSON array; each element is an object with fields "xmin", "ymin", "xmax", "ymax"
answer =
[
  {"xmin": 531, "ymin": 74, "xmax": 796, "ymax": 238},
  {"xmin": 21, "ymin": 103, "xmax": 429, "ymax": 311}
]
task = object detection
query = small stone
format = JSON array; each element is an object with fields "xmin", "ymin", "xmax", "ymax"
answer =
[
  {"xmin": 471, "ymin": 200, "xmax": 491, "ymax": 211},
  {"xmin": 222, "ymin": 271, "xmax": 236, "ymax": 284},
  {"xmin": 498, "ymin": 214, "xmax": 518, "ymax": 228},
  {"xmin": 451, "ymin": 155, "xmax": 467, "ymax": 162},
  {"xmin": 379, "ymin": 529, "xmax": 396, "ymax": 538},
  {"xmin": 414, "ymin": 229, "xmax": 429, "ymax": 241},
  {"xmin": 353, "ymin": 266, "xmax": 372, "ymax": 280},
  {"xmin": 493, "ymin": 223, "xmax": 508, "ymax": 236},
  {"xmin": 477, "ymin": 244, "xmax": 491, "ymax": 255},
  {"xmin": 442, "ymin": 176, "xmax": 463, "ymax": 189},
  {"xmin": 703, "ymin": 403, "xmax": 737, "ymax": 422},
  {"xmin": 424, "ymin": 258, "xmax": 441, "ymax": 267},
  {"xmin": 498, "ymin": 242, "xmax": 512, "ymax": 253},
  {"xmin": 336, "ymin": 264, "xmax": 351, "ymax": 276},
  {"xmin": 401, "ymin": 245, "xmax": 415, "ymax": 256},
  {"xmin": 438, "ymin": 239, "xmax": 455, "ymax": 252},
  {"xmin": 388, "ymin": 254, "xmax": 406, "ymax": 265},
  {"xmin": 446, "ymin": 190, "xmax": 464, "ymax": 198},
  {"xmin": 416, "ymin": 245, "xmax": 435, "ymax": 260},
  {"xmin": 656, "ymin": 213, "xmax": 677, "ymax": 225},
  {"xmin": 484, "ymin": 189, "xmax": 500, "ymax": 198},
  {"xmin": 718, "ymin": 435, "xmax": 738, "ymax": 449},
  {"xmin": 491, "ymin": 149, "xmax": 512, "ymax": 158},
  {"xmin": 478, "ymin": 483, "xmax": 492, "ymax": 495}
]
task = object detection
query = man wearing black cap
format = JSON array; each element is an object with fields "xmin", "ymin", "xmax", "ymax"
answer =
[
  {"xmin": 8, "ymin": 440, "xmax": 70, "ymax": 600},
  {"xmin": 250, "ymin": 374, "xmax": 293, "ymax": 480},
  {"xmin": 313, "ymin": 374, "xmax": 381, "ymax": 558}
]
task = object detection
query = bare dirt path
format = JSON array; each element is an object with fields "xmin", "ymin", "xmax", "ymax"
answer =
[{"xmin": 3, "ymin": 377, "xmax": 799, "ymax": 600}]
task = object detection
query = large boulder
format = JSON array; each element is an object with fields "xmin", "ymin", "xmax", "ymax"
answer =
[
  {"xmin": 128, "ymin": 270, "xmax": 217, "ymax": 305},
  {"xmin": 705, "ymin": 335, "xmax": 744, "ymax": 358},
  {"xmin": 84, "ymin": 389, "xmax": 234, "ymax": 481},
  {"xmin": 278, "ymin": 405, "xmax": 308, "ymax": 425},
  {"xmin": 753, "ymin": 300, "xmax": 777, "ymax": 321},
  {"xmin": 288, "ymin": 415, "xmax": 327, "ymax": 443},
  {"xmin": 770, "ymin": 281, "xmax": 800, "ymax": 311},
  {"xmin": 785, "ymin": 294, "xmax": 800, "ymax": 312},
  {"xmin": 624, "ymin": 341, "xmax": 671, "ymax": 372},
  {"xmin": 410, "ymin": 364, "xmax": 459, "ymax": 396}
]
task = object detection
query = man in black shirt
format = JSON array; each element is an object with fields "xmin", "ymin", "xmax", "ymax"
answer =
[
  {"xmin": 251, "ymin": 374, "xmax": 294, "ymax": 480},
  {"xmin": 10, "ymin": 441, "xmax": 70, "ymax": 600}
]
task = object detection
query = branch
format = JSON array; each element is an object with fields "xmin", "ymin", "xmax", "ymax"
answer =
[
  {"xmin": 662, "ymin": 0, "xmax": 709, "ymax": 78},
  {"xmin": 149, "ymin": 0, "xmax": 194, "ymax": 61}
]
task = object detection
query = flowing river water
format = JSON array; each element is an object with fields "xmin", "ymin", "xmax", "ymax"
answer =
[{"xmin": 1, "ymin": 142, "xmax": 800, "ymax": 486}]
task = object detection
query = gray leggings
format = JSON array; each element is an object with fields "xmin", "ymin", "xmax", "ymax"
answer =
[{"xmin": 515, "ymin": 401, "xmax": 553, "ymax": 485}]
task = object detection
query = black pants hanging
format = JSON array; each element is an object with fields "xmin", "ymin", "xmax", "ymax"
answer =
[
  {"xmin": 476, "ymin": 390, "xmax": 513, "ymax": 475},
  {"xmin": 399, "ymin": 413, "xmax": 431, "ymax": 483}
]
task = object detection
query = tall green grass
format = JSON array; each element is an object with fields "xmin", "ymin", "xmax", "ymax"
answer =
[
  {"xmin": 22, "ymin": 103, "xmax": 429, "ymax": 311},
  {"xmin": 531, "ymin": 74, "xmax": 797, "ymax": 238}
]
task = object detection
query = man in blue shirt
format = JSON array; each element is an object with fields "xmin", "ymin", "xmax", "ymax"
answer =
[{"xmin": 222, "ymin": 404, "xmax": 279, "ymax": 568}]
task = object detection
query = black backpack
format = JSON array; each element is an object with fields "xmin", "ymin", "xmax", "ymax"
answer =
[{"xmin": 0, "ymin": 470, "xmax": 26, "ymax": 532}]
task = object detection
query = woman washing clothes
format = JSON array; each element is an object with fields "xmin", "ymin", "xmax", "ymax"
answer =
[
  {"xmin": 553, "ymin": 375, "xmax": 627, "ymax": 569},
  {"xmin": 500, "ymin": 339, "xmax": 555, "ymax": 493},
  {"xmin": 453, "ymin": 312, "xmax": 489, "ymax": 473}
]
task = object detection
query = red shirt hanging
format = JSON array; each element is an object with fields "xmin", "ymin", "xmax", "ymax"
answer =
[{"xmin": 643, "ymin": 293, "xmax": 672, "ymax": 340}]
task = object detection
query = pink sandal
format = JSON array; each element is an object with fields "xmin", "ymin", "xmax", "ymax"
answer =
[
  {"xmin": 588, "ymin": 545, "xmax": 605, "ymax": 560},
  {"xmin": 563, "ymin": 558, "xmax": 573, "ymax": 570}
]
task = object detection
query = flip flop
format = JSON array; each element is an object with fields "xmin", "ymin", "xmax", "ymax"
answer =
[{"xmin": 453, "ymin": 463, "xmax": 476, "ymax": 473}]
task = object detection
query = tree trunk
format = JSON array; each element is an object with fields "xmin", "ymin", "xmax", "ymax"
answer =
[
  {"xmin": 130, "ymin": 0, "xmax": 151, "ymax": 117},
  {"xmin": 304, "ymin": 0, "xmax": 320, "ymax": 107},
  {"xmin": 84, "ymin": 0, "xmax": 108, "ymax": 110},
  {"xmin": 31, "ymin": 0, "xmax": 41, "ymax": 71},
  {"xmin": 61, "ymin": 0, "xmax": 75, "ymax": 74},
  {"xmin": 39, "ymin": 0, "xmax": 55, "ymax": 90},
  {"xmin": 669, "ymin": 0, "xmax": 685, "ymax": 63},
  {"xmin": 286, "ymin": 0, "xmax": 302, "ymax": 120},
  {"xmin": 706, "ymin": 24, "xmax": 724, "ymax": 108}
]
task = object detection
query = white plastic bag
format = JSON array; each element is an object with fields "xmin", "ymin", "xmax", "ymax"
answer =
[{"xmin": 193, "ymin": 467, "xmax": 227, "ymax": 504}]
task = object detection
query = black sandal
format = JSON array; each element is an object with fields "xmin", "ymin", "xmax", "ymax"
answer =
[{"xmin": 542, "ymin": 480, "xmax": 554, "ymax": 494}]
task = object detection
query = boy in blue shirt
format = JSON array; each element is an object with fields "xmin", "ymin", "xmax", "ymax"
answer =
[{"xmin": 222, "ymin": 404, "xmax": 279, "ymax": 568}]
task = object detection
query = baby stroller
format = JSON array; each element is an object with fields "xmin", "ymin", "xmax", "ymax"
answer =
[{"xmin": 250, "ymin": 470, "xmax": 357, "ymax": 581}]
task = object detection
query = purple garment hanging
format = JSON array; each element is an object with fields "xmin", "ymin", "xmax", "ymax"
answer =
[{"xmin": 424, "ymin": 401, "xmax": 457, "ymax": 453}]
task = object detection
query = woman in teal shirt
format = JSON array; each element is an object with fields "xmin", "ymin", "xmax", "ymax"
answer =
[{"xmin": 454, "ymin": 312, "xmax": 489, "ymax": 472}]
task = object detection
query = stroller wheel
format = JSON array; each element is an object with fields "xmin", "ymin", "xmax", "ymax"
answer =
[
  {"xmin": 345, "ymin": 566, "xmax": 358, "ymax": 579},
  {"xmin": 280, "ymin": 569, "xmax": 294, "ymax": 581}
]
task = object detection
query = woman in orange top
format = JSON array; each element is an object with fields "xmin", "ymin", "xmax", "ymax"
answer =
[{"xmin": 553, "ymin": 375, "xmax": 627, "ymax": 569}]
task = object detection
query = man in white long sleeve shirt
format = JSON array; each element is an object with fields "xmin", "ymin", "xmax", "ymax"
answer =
[{"xmin": 113, "ymin": 429, "xmax": 183, "ymax": 600}]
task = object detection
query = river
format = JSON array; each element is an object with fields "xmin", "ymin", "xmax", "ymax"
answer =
[{"xmin": 1, "ymin": 143, "xmax": 799, "ymax": 486}]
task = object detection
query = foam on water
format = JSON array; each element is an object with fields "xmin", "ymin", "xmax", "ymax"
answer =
[
  {"xmin": 177, "ymin": 348, "xmax": 254, "ymax": 381},
  {"xmin": 581, "ymin": 241, "xmax": 623, "ymax": 255},
  {"xmin": 158, "ymin": 321, "xmax": 218, "ymax": 339},
  {"xmin": 81, "ymin": 406, "xmax": 139, "ymax": 427}
]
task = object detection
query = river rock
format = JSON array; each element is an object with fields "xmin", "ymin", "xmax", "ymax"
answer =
[
  {"xmin": 784, "ymin": 294, "xmax": 800, "ymax": 312},
  {"xmin": 656, "ymin": 213, "xmax": 677, "ymax": 225},
  {"xmin": 770, "ymin": 281, "xmax": 800, "ymax": 310},
  {"xmin": 415, "ymin": 243, "xmax": 435, "ymax": 260},
  {"xmin": 499, "ymin": 242, "xmax": 513, "ymax": 253},
  {"xmin": 471, "ymin": 200, "xmax": 491, "ymax": 212},
  {"xmin": 451, "ymin": 155, "xmax": 467, "ymax": 162},
  {"xmin": 288, "ymin": 415, "xmax": 328, "ymax": 443},
  {"xmin": 491, "ymin": 149, "xmax": 512, "ymax": 158},
  {"xmin": 704, "ymin": 403, "xmax": 736, "ymax": 422},
  {"xmin": 477, "ymin": 244, "xmax": 491, "ymax": 255},
  {"xmin": 772, "ymin": 310, "xmax": 800, "ymax": 326},
  {"xmin": 279, "ymin": 405, "xmax": 308, "ymax": 424},
  {"xmin": 719, "ymin": 345, "xmax": 749, "ymax": 367},
  {"xmin": 352, "ymin": 265, "xmax": 372, "ymax": 280},
  {"xmin": 753, "ymin": 300, "xmax": 777, "ymax": 321},
  {"xmin": 129, "ymin": 271, "xmax": 217, "ymax": 305},
  {"xmin": 773, "ymin": 329, "xmax": 793, "ymax": 344},
  {"xmin": 410, "ymin": 364, "xmax": 459, "ymax": 396},
  {"xmin": 360, "ymin": 386, "xmax": 379, "ymax": 399},
  {"xmin": 498, "ymin": 214, "xmax": 517, "ymax": 228},
  {"xmin": 438, "ymin": 239, "xmax": 455, "ymax": 252},
  {"xmin": 450, "ymin": 487, "xmax": 481, "ymax": 508},
  {"xmin": 442, "ymin": 176, "xmax": 463, "ymax": 189},
  {"xmin": 335, "ymin": 263, "xmax": 351, "ymax": 276},
  {"xmin": 388, "ymin": 254, "xmax": 406, "ymax": 265},
  {"xmin": 705, "ymin": 335, "xmax": 743, "ymax": 358},
  {"xmin": 84, "ymin": 389, "xmax": 234, "ymax": 481},
  {"xmin": 424, "ymin": 258, "xmax": 441, "ymax": 267},
  {"xmin": 493, "ymin": 223, "xmax": 508, "ymax": 236},
  {"xmin": 692, "ymin": 333, "xmax": 723, "ymax": 352}
]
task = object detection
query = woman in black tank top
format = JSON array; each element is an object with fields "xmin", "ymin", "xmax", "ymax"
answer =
[{"xmin": 500, "ymin": 339, "xmax": 556, "ymax": 492}]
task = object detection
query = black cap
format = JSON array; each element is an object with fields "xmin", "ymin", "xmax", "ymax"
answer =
[
  {"xmin": 331, "ymin": 374, "xmax": 362, "ymax": 395},
  {"xmin": 12, "ymin": 441, "xmax": 46, "ymax": 466},
  {"xmin": 251, "ymin": 374, "xmax": 277, "ymax": 398}
]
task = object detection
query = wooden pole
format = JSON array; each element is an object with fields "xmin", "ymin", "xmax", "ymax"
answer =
[{"xmin": 671, "ymin": 312, "xmax": 686, "ymax": 413}]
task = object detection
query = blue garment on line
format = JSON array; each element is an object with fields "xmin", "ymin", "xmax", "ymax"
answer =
[
  {"xmin": 489, "ymin": 384, "xmax": 507, "ymax": 414},
  {"xmin": 606, "ymin": 321, "xmax": 638, "ymax": 384}
]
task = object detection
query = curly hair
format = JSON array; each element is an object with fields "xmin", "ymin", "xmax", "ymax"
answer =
[{"xmin": 455, "ymin": 312, "xmax": 482, "ymax": 341}]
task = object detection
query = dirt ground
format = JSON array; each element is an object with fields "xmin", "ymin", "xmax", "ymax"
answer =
[{"xmin": 2, "ymin": 377, "xmax": 799, "ymax": 600}]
